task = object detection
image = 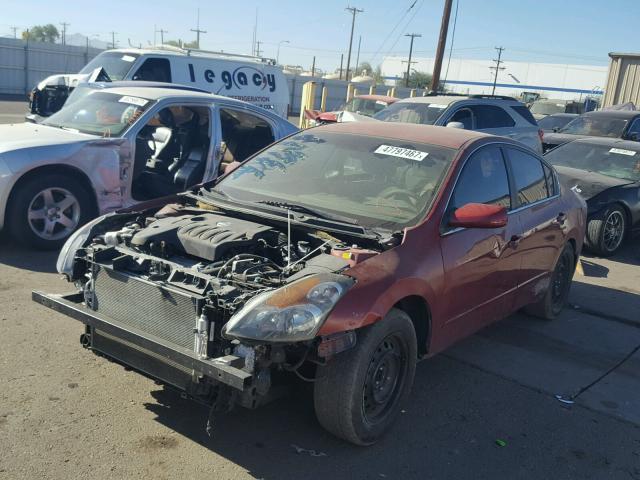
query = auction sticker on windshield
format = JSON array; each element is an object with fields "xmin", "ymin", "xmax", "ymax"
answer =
[
  {"xmin": 119, "ymin": 96, "xmax": 149, "ymax": 107},
  {"xmin": 375, "ymin": 145, "xmax": 428, "ymax": 161},
  {"xmin": 609, "ymin": 147, "xmax": 637, "ymax": 156}
]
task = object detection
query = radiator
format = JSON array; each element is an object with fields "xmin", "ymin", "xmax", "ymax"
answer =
[{"xmin": 92, "ymin": 267, "xmax": 200, "ymax": 351}]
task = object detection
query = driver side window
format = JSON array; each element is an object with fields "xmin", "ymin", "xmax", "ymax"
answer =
[{"xmin": 447, "ymin": 146, "xmax": 511, "ymax": 225}]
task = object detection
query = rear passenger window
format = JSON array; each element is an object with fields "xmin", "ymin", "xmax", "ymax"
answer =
[
  {"xmin": 449, "ymin": 146, "xmax": 511, "ymax": 217},
  {"xmin": 543, "ymin": 164, "xmax": 557, "ymax": 196},
  {"xmin": 511, "ymin": 105, "xmax": 538, "ymax": 126},
  {"xmin": 470, "ymin": 105, "xmax": 515, "ymax": 129},
  {"xmin": 506, "ymin": 148, "xmax": 549, "ymax": 206}
]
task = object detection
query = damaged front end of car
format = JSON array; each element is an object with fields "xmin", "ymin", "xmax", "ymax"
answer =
[{"xmin": 33, "ymin": 198, "xmax": 383, "ymax": 428}]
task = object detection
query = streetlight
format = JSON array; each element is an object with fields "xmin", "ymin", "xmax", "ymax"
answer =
[{"xmin": 276, "ymin": 40, "xmax": 289, "ymax": 64}]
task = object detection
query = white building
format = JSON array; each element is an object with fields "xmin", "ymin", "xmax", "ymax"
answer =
[{"xmin": 381, "ymin": 56, "xmax": 608, "ymax": 101}]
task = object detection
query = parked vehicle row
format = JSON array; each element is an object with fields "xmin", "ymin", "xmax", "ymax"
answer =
[
  {"xmin": 34, "ymin": 122, "xmax": 586, "ymax": 445},
  {"xmin": 0, "ymin": 85, "xmax": 297, "ymax": 249}
]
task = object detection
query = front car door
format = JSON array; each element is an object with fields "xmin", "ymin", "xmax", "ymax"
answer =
[
  {"xmin": 439, "ymin": 144, "xmax": 523, "ymax": 343},
  {"xmin": 502, "ymin": 146, "xmax": 565, "ymax": 308}
]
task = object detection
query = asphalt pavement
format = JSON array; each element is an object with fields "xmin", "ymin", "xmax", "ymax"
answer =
[{"xmin": 0, "ymin": 99, "xmax": 639, "ymax": 479}]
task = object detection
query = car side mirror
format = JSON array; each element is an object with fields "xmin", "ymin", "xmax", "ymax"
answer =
[
  {"xmin": 449, "ymin": 203, "xmax": 508, "ymax": 229},
  {"xmin": 446, "ymin": 121, "xmax": 465, "ymax": 129},
  {"xmin": 552, "ymin": 127, "xmax": 560, "ymax": 133},
  {"xmin": 316, "ymin": 112, "xmax": 338, "ymax": 123}
]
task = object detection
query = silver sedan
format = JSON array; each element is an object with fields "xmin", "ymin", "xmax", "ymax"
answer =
[{"xmin": 0, "ymin": 85, "xmax": 297, "ymax": 248}]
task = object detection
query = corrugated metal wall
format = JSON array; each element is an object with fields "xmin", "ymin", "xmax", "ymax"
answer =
[
  {"xmin": 0, "ymin": 37, "xmax": 103, "ymax": 95},
  {"xmin": 603, "ymin": 54, "xmax": 640, "ymax": 107}
]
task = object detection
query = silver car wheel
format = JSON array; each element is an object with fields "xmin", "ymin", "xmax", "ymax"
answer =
[
  {"xmin": 27, "ymin": 187, "xmax": 81, "ymax": 241},
  {"xmin": 603, "ymin": 210, "xmax": 625, "ymax": 253}
]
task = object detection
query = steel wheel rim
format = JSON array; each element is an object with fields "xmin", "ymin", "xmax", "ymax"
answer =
[
  {"xmin": 603, "ymin": 211, "xmax": 624, "ymax": 252},
  {"xmin": 551, "ymin": 252, "xmax": 571, "ymax": 307},
  {"xmin": 27, "ymin": 187, "xmax": 81, "ymax": 241},
  {"xmin": 362, "ymin": 334, "xmax": 408, "ymax": 425}
]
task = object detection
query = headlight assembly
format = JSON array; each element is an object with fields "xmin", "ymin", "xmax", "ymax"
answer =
[
  {"xmin": 222, "ymin": 273, "xmax": 355, "ymax": 342},
  {"xmin": 56, "ymin": 214, "xmax": 110, "ymax": 278}
]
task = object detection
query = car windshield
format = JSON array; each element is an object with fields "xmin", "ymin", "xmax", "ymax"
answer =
[
  {"xmin": 530, "ymin": 102, "xmax": 566, "ymax": 116},
  {"xmin": 41, "ymin": 91, "xmax": 153, "ymax": 137},
  {"xmin": 209, "ymin": 131, "xmax": 456, "ymax": 230},
  {"xmin": 343, "ymin": 98, "xmax": 390, "ymax": 117},
  {"xmin": 79, "ymin": 52, "xmax": 140, "ymax": 81},
  {"xmin": 545, "ymin": 142, "xmax": 640, "ymax": 181},
  {"xmin": 374, "ymin": 102, "xmax": 448, "ymax": 125},
  {"xmin": 559, "ymin": 115, "xmax": 628, "ymax": 137}
]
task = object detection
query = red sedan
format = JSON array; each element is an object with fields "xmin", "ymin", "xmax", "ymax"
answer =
[{"xmin": 36, "ymin": 122, "xmax": 586, "ymax": 445}]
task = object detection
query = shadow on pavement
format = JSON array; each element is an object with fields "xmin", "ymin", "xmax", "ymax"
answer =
[
  {"xmin": 581, "ymin": 236, "xmax": 640, "ymax": 268},
  {"xmin": 579, "ymin": 259, "xmax": 609, "ymax": 278},
  {"xmin": 0, "ymin": 232, "xmax": 58, "ymax": 273}
]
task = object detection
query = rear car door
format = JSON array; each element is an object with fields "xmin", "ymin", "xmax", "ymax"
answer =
[
  {"xmin": 503, "ymin": 146, "xmax": 565, "ymax": 308},
  {"xmin": 439, "ymin": 144, "xmax": 523, "ymax": 342}
]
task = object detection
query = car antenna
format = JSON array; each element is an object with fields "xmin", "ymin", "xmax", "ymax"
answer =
[{"xmin": 287, "ymin": 208, "xmax": 292, "ymax": 270}]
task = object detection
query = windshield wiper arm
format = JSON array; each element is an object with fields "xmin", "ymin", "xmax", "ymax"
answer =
[{"xmin": 256, "ymin": 200, "xmax": 359, "ymax": 225}]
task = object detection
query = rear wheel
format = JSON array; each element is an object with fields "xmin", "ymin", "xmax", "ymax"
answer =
[
  {"xmin": 586, "ymin": 205, "xmax": 626, "ymax": 256},
  {"xmin": 7, "ymin": 174, "xmax": 94, "ymax": 250},
  {"xmin": 313, "ymin": 309, "xmax": 416, "ymax": 445},
  {"xmin": 524, "ymin": 243, "xmax": 575, "ymax": 320}
]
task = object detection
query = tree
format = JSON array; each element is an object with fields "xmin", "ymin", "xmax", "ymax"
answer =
[
  {"xmin": 356, "ymin": 62, "xmax": 373, "ymax": 76},
  {"xmin": 22, "ymin": 24, "xmax": 60, "ymax": 43},
  {"xmin": 400, "ymin": 70, "xmax": 435, "ymax": 89}
]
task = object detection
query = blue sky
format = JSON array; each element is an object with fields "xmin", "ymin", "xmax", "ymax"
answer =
[{"xmin": 1, "ymin": 0, "xmax": 638, "ymax": 72}]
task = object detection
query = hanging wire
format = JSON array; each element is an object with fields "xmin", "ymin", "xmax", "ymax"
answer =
[{"xmin": 443, "ymin": 0, "xmax": 460, "ymax": 87}]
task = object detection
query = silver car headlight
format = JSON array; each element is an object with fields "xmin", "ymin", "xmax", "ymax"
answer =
[
  {"xmin": 56, "ymin": 214, "xmax": 110, "ymax": 277},
  {"xmin": 222, "ymin": 273, "xmax": 355, "ymax": 342}
]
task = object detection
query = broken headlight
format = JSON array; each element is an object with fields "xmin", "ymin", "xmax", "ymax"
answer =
[
  {"xmin": 222, "ymin": 273, "xmax": 354, "ymax": 342},
  {"xmin": 56, "ymin": 214, "xmax": 111, "ymax": 278}
]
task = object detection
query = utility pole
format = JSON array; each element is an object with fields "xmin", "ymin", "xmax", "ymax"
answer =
[
  {"xmin": 190, "ymin": 8, "xmax": 207, "ymax": 49},
  {"xmin": 251, "ymin": 8, "xmax": 258, "ymax": 55},
  {"xmin": 255, "ymin": 41, "xmax": 263, "ymax": 57},
  {"xmin": 344, "ymin": 6, "xmax": 363, "ymax": 82},
  {"xmin": 11, "ymin": 26, "xmax": 18, "ymax": 39},
  {"xmin": 355, "ymin": 35, "xmax": 362, "ymax": 75},
  {"xmin": 430, "ymin": 0, "xmax": 453, "ymax": 92},
  {"xmin": 339, "ymin": 53, "xmax": 344, "ymax": 80},
  {"xmin": 60, "ymin": 22, "xmax": 69, "ymax": 45},
  {"xmin": 155, "ymin": 28, "xmax": 168, "ymax": 45},
  {"xmin": 109, "ymin": 31, "xmax": 117, "ymax": 49},
  {"xmin": 311, "ymin": 56, "xmax": 316, "ymax": 77},
  {"xmin": 490, "ymin": 46, "xmax": 505, "ymax": 95},
  {"xmin": 404, "ymin": 33, "xmax": 421, "ymax": 87}
]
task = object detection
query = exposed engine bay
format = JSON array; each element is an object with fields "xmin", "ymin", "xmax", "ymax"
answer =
[{"xmin": 60, "ymin": 202, "xmax": 381, "ymax": 417}]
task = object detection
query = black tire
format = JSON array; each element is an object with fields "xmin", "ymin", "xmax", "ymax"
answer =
[
  {"xmin": 313, "ymin": 308, "xmax": 417, "ymax": 445},
  {"xmin": 585, "ymin": 204, "xmax": 627, "ymax": 257},
  {"xmin": 524, "ymin": 243, "xmax": 575, "ymax": 320},
  {"xmin": 7, "ymin": 174, "xmax": 95, "ymax": 250}
]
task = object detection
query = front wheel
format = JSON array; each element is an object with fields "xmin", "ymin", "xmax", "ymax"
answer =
[
  {"xmin": 586, "ymin": 205, "xmax": 626, "ymax": 256},
  {"xmin": 313, "ymin": 309, "xmax": 417, "ymax": 445},
  {"xmin": 7, "ymin": 174, "xmax": 95, "ymax": 250}
]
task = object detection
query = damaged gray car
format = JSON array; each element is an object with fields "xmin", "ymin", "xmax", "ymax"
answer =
[{"xmin": 0, "ymin": 85, "xmax": 296, "ymax": 248}]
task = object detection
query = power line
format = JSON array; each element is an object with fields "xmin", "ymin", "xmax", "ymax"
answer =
[
  {"xmin": 384, "ymin": 0, "xmax": 424, "ymax": 62},
  {"xmin": 443, "ymin": 0, "xmax": 460, "ymax": 86},
  {"xmin": 489, "ymin": 46, "xmax": 506, "ymax": 95},
  {"xmin": 344, "ymin": 6, "xmax": 364, "ymax": 82},
  {"xmin": 368, "ymin": 0, "xmax": 416, "ymax": 65}
]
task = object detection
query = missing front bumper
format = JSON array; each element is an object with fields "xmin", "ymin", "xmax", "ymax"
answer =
[{"xmin": 32, "ymin": 291, "xmax": 252, "ymax": 392}]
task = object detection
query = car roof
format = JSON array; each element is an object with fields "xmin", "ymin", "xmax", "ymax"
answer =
[
  {"xmin": 317, "ymin": 121, "xmax": 490, "ymax": 149},
  {"xmin": 84, "ymin": 81, "xmax": 210, "ymax": 94},
  {"xmin": 394, "ymin": 95, "xmax": 523, "ymax": 106},
  {"xmin": 355, "ymin": 94, "xmax": 398, "ymax": 103},
  {"xmin": 546, "ymin": 113, "xmax": 579, "ymax": 118},
  {"xmin": 565, "ymin": 136, "xmax": 640, "ymax": 150},
  {"xmin": 583, "ymin": 110, "xmax": 640, "ymax": 119}
]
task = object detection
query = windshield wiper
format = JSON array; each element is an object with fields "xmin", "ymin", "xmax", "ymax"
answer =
[{"xmin": 256, "ymin": 200, "xmax": 359, "ymax": 225}]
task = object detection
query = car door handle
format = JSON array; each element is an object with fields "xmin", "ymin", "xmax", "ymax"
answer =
[{"xmin": 554, "ymin": 212, "xmax": 567, "ymax": 225}]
